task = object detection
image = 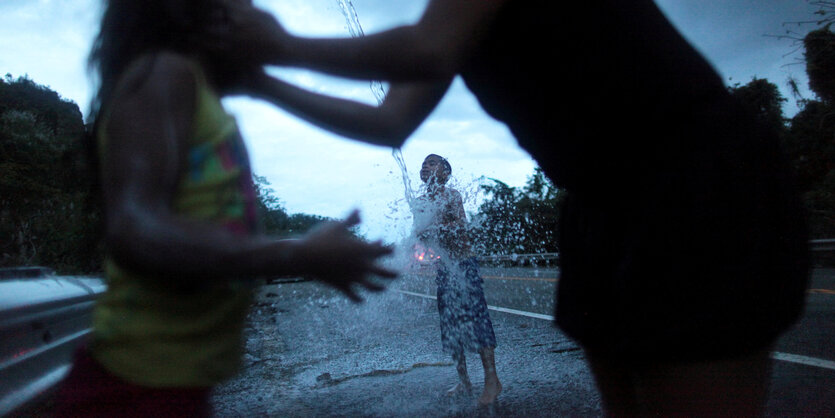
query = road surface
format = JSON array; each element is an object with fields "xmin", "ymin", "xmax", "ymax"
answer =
[{"xmin": 211, "ymin": 267, "xmax": 835, "ymax": 416}]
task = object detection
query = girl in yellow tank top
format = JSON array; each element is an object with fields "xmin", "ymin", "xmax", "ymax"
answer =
[{"xmin": 54, "ymin": 1, "xmax": 396, "ymax": 416}]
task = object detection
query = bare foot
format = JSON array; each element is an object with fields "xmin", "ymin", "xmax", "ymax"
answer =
[
  {"xmin": 478, "ymin": 379, "xmax": 502, "ymax": 405},
  {"xmin": 446, "ymin": 382, "xmax": 473, "ymax": 397}
]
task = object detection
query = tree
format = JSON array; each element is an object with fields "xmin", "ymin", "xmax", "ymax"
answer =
[
  {"xmin": 792, "ymin": 25, "xmax": 835, "ymax": 238},
  {"xmin": 470, "ymin": 168, "xmax": 562, "ymax": 256},
  {"xmin": 0, "ymin": 74, "xmax": 100, "ymax": 272},
  {"xmin": 728, "ymin": 78, "xmax": 788, "ymax": 134},
  {"xmin": 804, "ymin": 24, "xmax": 835, "ymax": 104},
  {"xmin": 252, "ymin": 175, "xmax": 335, "ymax": 238}
]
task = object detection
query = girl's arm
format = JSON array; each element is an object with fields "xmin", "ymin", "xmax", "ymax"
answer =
[
  {"xmin": 222, "ymin": 0, "xmax": 508, "ymax": 81},
  {"xmin": 102, "ymin": 53, "xmax": 394, "ymax": 299},
  {"xmin": 243, "ymin": 71, "xmax": 452, "ymax": 148}
]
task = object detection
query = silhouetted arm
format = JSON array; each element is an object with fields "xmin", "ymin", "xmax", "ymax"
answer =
[
  {"xmin": 222, "ymin": 0, "xmax": 507, "ymax": 81},
  {"xmin": 243, "ymin": 72, "xmax": 452, "ymax": 147}
]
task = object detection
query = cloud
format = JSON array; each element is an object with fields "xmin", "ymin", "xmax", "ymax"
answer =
[{"xmin": 0, "ymin": 0, "xmax": 99, "ymax": 113}]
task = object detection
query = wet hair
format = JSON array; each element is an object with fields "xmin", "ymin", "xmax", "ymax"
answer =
[
  {"xmin": 427, "ymin": 153, "xmax": 452, "ymax": 175},
  {"xmin": 88, "ymin": 0, "xmax": 225, "ymax": 122}
]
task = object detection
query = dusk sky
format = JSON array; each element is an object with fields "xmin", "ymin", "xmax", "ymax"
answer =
[{"xmin": 0, "ymin": 0, "xmax": 820, "ymax": 243}]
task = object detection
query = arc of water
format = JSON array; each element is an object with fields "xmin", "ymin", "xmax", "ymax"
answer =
[
  {"xmin": 392, "ymin": 148, "xmax": 416, "ymax": 209},
  {"xmin": 335, "ymin": 0, "xmax": 387, "ymax": 106},
  {"xmin": 335, "ymin": 0, "xmax": 414, "ymax": 210}
]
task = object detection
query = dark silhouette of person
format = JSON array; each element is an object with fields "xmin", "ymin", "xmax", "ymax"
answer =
[{"xmin": 207, "ymin": 1, "xmax": 810, "ymax": 415}]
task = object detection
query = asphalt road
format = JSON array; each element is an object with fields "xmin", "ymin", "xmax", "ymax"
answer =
[{"xmin": 211, "ymin": 267, "xmax": 835, "ymax": 417}]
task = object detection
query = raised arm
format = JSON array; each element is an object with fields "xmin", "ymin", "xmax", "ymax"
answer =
[
  {"xmin": 242, "ymin": 71, "xmax": 452, "ymax": 148},
  {"xmin": 101, "ymin": 53, "xmax": 394, "ymax": 299},
  {"xmin": 221, "ymin": 0, "xmax": 507, "ymax": 81}
]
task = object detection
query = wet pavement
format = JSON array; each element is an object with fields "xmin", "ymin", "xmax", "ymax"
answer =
[
  {"xmin": 211, "ymin": 268, "xmax": 835, "ymax": 417},
  {"xmin": 211, "ymin": 279, "xmax": 601, "ymax": 417}
]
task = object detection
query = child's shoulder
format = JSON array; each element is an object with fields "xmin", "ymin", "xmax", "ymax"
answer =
[{"xmin": 443, "ymin": 187, "xmax": 463, "ymax": 201}]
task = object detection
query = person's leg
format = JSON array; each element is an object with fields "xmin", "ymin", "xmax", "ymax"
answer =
[
  {"xmin": 448, "ymin": 351, "xmax": 473, "ymax": 395},
  {"xmin": 478, "ymin": 347, "xmax": 502, "ymax": 405},
  {"xmin": 633, "ymin": 348, "xmax": 773, "ymax": 417}
]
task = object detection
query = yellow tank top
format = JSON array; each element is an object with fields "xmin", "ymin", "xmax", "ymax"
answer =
[{"xmin": 91, "ymin": 60, "xmax": 258, "ymax": 387}]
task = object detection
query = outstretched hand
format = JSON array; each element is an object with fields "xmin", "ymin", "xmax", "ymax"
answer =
[{"xmin": 295, "ymin": 210, "xmax": 398, "ymax": 302}]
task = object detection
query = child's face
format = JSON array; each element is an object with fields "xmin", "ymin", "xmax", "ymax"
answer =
[{"xmin": 420, "ymin": 155, "xmax": 449, "ymax": 184}]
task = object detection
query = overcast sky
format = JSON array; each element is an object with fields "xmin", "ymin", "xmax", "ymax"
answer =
[{"xmin": 0, "ymin": 0, "xmax": 819, "ymax": 243}]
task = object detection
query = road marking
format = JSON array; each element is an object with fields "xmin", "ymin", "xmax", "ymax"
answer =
[
  {"xmin": 486, "ymin": 305, "xmax": 555, "ymax": 321},
  {"xmin": 771, "ymin": 352, "xmax": 835, "ymax": 371},
  {"xmin": 483, "ymin": 275, "xmax": 558, "ymax": 282},
  {"xmin": 409, "ymin": 271, "xmax": 557, "ymax": 282},
  {"xmin": 395, "ymin": 289, "xmax": 437, "ymax": 300},
  {"xmin": 395, "ymin": 289, "xmax": 835, "ymax": 372},
  {"xmin": 394, "ymin": 289, "xmax": 555, "ymax": 321}
]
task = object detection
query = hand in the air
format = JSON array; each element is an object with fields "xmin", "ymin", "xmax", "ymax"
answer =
[{"xmin": 295, "ymin": 210, "xmax": 398, "ymax": 302}]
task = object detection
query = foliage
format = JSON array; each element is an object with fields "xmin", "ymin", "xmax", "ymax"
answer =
[
  {"xmin": 470, "ymin": 168, "xmax": 562, "ymax": 255},
  {"xmin": 792, "ymin": 25, "xmax": 835, "ymax": 238},
  {"xmin": 804, "ymin": 24, "xmax": 835, "ymax": 104},
  {"xmin": 728, "ymin": 74, "xmax": 835, "ymax": 239},
  {"xmin": 0, "ymin": 74, "xmax": 101, "ymax": 273},
  {"xmin": 728, "ymin": 77, "xmax": 788, "ymax": 134},
  {"xmin": 252, "ymin": 175, "xmax": 334, "ymax": 238},
  {"xmin": 786, "ymin": 101, "xmax": 835, "ymax": 238}
]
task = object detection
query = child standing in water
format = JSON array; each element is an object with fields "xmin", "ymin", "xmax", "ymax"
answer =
[{"xmin": 412, "ymin": 154, "xmax": 501, "ymax": 405}]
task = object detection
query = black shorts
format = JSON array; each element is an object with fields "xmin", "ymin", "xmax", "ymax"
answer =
[{"xmin": 436, "ymin": 258, "xmax": 497, "ymax": 356}]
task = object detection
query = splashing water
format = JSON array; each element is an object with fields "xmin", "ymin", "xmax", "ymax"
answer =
[
  {"xmin": 334, "ymin": 0, "xmax": 416, "ymax": 245},
  {"xmin": 332, "ymin": 0, "xmax": 484, "ymax": 277},
  {"xmin": 333, "ymin": 0, "xmax": 428, "ymax": 274},
  {"xmin": 335, "ymin": 0, "xmax": 364, "ymax": 38},
  {"xmin": 335, "ymin": 0, "xmax": 387, "ymax": 105},
  {"xmin": 391, "ymin": 148, "xmax": 416, "ymax": 210}
]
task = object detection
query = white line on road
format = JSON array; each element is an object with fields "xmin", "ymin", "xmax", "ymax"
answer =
[
  {"xmin": 395, "ymin": 289, "xmax": 835, "ymax": 371},
  {"xmin": 395, "ymin": 289, "xmax": 554, "ymax": 321},
  {"xmin": 771, "ymin": 352, "xmax": 835, "ymax": 371},
  {"xmin": 486, "ymin": 305, "xmax": 554, "ymax": 321}
]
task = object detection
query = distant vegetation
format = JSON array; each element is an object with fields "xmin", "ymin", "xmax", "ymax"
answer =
[
  {"xmin": 0, "ymin": 74, "xmax": 98, "ymax": 273},
  {"xmin": 1, "ymin": 19, "xmax": 833, "ymax": 271},
  {"xmin": 469, "ymin": 168, "xmax": 561, "ymax": 256}
]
